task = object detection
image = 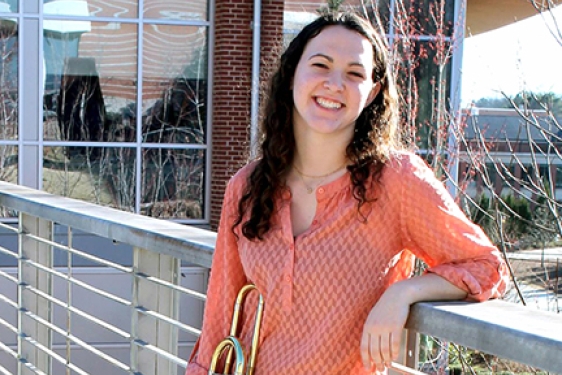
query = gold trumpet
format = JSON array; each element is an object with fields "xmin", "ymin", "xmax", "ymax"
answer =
[{"xmin": 208, "ymin": 284, "xmax": 265, "ymax": 375}]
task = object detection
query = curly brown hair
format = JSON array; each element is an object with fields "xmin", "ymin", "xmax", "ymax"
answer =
[{"xmin": 234, "ymin": 11, "xmax": 400, "ymax": 240}]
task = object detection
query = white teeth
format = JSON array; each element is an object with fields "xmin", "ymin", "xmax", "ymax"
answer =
[{"xmin": 316, "ymin": 97, "xmax": 341, "ymax": 109}]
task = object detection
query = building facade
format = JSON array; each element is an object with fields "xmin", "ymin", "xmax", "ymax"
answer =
[
  {"xmin": 461, "ymin": 107, "xmax": 562, "ymax": 201},
  {"xmin": 0, "ymin": 0, "xmax": 548, "ymax": 229}
]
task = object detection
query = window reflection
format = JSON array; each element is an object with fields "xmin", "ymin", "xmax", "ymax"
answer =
[
  {"xmin": 143, "ymin": 76, "xmax": 206, "ymax": 144},
  {"xmin": 144, "ymin": 0, "xmax": 208, "ymax": 21},
  {"xmin": 142, "ymin": 25, "xmax": 207, "ymax": 144},
  {"xmin": 0, "ymin": 17, "xmax": 17, "ymax": 140},
  {"xmin": 141, "ymin": 148, "xmax": 205, "ymax": 219},
  {"xmin": 43, "ymin": 146, "xmax": 136, "ymax": 212},
  {"xmin": 38, "ymin": 2, "xmax": 209, "ymax": 219},
  {"xmin": 57, "ymin": 57, "xmax": 106, "ymax": 158},
  {"xmin": 43, "ymin": 21, "xmax": 138, "ymax": 143},
  {"xmin": 44, "ymin": 0, "xmax": 138, "ymax": 19},
  {"xmin": 0, "ymin": 145, "xmax": 16, "ymax": 182},
  {"xmin": 0, "ymin": 2, "xmax": 18, "ymax": 218},
  {"xmin": 0, "ymin": 0, "xmax": 16, "ymax": 13},
  {"xmin": 0, "ymin": 144, "xmax": 16, "ymax": 217}
]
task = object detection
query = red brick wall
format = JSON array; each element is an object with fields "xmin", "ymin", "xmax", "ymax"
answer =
[{"xmin": 210, "ymin": 0, "xmax": 284, "ymax": 229}]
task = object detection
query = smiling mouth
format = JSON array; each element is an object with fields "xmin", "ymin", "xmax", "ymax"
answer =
[{"xmin": 316, "ymin": 97, "xmax": 342, "ymax": 109}]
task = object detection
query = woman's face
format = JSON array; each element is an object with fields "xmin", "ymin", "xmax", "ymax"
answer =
[{"xmin": 291, "ymin": 25, "xmax": 379, "ymax": 141}]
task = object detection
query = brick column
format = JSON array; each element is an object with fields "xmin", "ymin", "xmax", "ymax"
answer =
[{"xmin": 210, "ymin": 0, "xmax": 284, "ymax": 229}]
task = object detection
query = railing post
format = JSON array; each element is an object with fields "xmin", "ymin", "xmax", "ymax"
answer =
[
  {"xmin": 131, "ymin": 246, "xmax": 180, "ymax": 375},
  {"xmin": 391, "ymin": 329, "xmax": 419, "ymax": 375},
  {"xmin": 17, "ymin": 213, "xmax": 53, "ymax": 374},
  {"xmin": 404, "ymin": 330, "xmax": 419, "ymax": 370}
]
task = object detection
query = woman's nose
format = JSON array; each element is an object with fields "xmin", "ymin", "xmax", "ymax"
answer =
[{"xmin": 323, "ymin": 73, "xmax": 344, "ymax": 91}]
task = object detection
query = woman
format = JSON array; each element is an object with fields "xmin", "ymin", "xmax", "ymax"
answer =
[{"xmin": 185, "ymin": 11, "xmax": 509, "ymax": 375}]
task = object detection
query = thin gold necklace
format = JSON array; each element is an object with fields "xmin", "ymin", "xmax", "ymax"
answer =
[{"xmin": 293, "ymin": 163, "xmax": 347, "ymax": 194}]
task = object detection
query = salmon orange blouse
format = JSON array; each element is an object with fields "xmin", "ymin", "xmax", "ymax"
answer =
[{"xmin": 185, "ymin": 151, "xmax": 509, "ymax": 375}]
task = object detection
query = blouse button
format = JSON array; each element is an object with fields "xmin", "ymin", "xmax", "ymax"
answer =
[
  {"xmin": 285, "ymin": 275, "xmax": 291, "ymax": 283},
  {"xmin": 289, "ymin": 244, "xmax": 295, "ymax": 251},
  {"xmin": 317, "ymin": 187, "xmax": 325, "ymax": 194},
  {"xmin": 312, "ymin": 220, "xmax": 318, "ymax": 226}
]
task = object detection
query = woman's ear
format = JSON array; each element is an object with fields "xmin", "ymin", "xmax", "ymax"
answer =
[{"xmin": 366, "ymin": 82, "xmax": 381, "ymax": 106}]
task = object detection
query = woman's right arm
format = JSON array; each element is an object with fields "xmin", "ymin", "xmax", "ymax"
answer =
[{"xmin": 185, "ymin": 177, "xmax": 248, "ymax": 375}]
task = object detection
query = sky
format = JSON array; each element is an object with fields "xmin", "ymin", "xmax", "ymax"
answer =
[{"xmin": 461, "ymin": 6, "xmax": 562, "ymax": 105}]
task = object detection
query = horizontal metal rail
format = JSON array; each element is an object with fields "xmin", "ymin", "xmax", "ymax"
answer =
[
  {"xmin": 0, "ymin": 220, "xmax": 18, "ymax": 232},
  {"xmin": 22, "ymin": 232, "xmax": 133, "ymax": 273},
  {"xmin": 132, "ymin": 339, "xmax": 188, "ymax": 368},
  {"xmin": 0, "ymin": 268, "xmax": 18, "ymax": 284},
  {"xmin": 19, "ymin": 256, "xmax": 203, "ymax": 337},
  {"xmin": 0, "ymin": 245, "xmax": 17, "ymax": 259},
  {"xmin": 21, "ymin": 257, "xmax": 132, "ymax": 306},
  {"xmin": 20, "ymin": 282, "xmax": 130, "ymax": 339},
  {"xmin": 390, "ymin": 362, "xmax": 427, "ymax": 375},
  {"xmin": 0, "ymin": 316, "xmax": 17, "ymax": 334},
  {"xmin": 137, "ymin": 272, "xmax": 207, "ymax": 301},
  {"xmin": 136, "ymin": 306, "xmax": 202, "ymax": 336},
  {"xmin": 0, "ymin": 181, "xmax": 216, "ymax": 267},
  {"xmin": 19, "ymin": 333, "xmax": 89, "ymax": 375},
  {"xmin": 20, "ymin": 308, "xmax": 131, "ymax": 372},
  {"xmin": 406, "ymin": 300, "xmax": 562, "ymax": 373}
]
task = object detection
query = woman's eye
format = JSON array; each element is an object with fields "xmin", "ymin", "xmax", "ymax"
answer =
[
  {"xmin": 312, "ymin": 63, "xmax": 328, "ymax": 69},
  {"xmin": 349, "ymin": 71, "xmax": 365, "ymax": 78}
]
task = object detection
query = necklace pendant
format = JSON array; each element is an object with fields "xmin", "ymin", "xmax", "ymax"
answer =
[{"xmin": 306, "ymin": 187, "xmax": 313, "ymax": 194}]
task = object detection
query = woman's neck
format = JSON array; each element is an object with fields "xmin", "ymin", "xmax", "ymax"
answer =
[{"xmin": 292, "ymin": 134, "xmax": 349, "ymax": 176}]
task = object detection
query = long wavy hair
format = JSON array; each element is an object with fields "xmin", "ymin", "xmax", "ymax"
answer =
[{"xmin": 234, "ymin": 11, "xmax": 400, "ymax": 240}]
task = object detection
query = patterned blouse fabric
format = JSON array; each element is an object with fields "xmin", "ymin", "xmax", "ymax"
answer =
[{"xmin": 185, "ymin": 151, "xmax": 509, "ymax": 375}]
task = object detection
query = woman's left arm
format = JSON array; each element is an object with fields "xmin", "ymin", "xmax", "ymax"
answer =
[{"xmin": 361, "ymin": 154, "xmax": 510, "ymax": 373}]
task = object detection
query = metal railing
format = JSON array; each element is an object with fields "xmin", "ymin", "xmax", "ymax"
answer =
[
  {"xmin": 0, "ymin": 181, "xmax": 561, "ymax": 375},
  {"xmin": 0, "ymin": 181, "xmax": 214, "ymax": 375}
]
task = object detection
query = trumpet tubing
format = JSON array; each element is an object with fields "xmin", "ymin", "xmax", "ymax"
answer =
[{"xmin": 208, "ymin": 284, "xmax": 264, "ymax": 375}]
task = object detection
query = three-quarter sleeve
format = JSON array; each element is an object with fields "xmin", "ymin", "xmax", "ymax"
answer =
[
  {"xmin": 185, "ymin": 176, "xmax": 248, "ymax": 375},
  {"xmin": 397, "ymin": 153, "xmax": 510, "ymax": 301}
]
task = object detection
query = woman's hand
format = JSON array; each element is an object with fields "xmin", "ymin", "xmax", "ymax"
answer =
[
  {"xmin": 360, "ymin": 274, "xmax": 467, "ymax": 373},
  {"xmin": 360, "ymin": 283, "xmax": 411, "ymax": 373}
]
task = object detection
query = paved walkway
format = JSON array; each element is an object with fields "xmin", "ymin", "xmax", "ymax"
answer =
[{"xmin": 505, "ymin": 248, "xmax": 561, "ymax": 312}]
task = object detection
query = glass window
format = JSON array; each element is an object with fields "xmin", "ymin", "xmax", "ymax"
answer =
[
  {"xmin": 43, "ymin": 146, "xmax": 136, "ymax": 211},
  {"xmin": 0, "ymin": 17, "xmax": 17, "ymax": 218},
  {"xmin": 142, "ymin": 25, "xmax": 207, "ymax": 145},
  {"xmin": 44, "ymin": 21, "xmax": 138, "ymax": 144},
  {"xmin": 141, "ymin": 148, "xmax": 205, "ymax": 219},
  {"xmin": 144, "ymin": 0, "xmax": 208, "ymax": 22},
  {"xmin": 0, "ymin": 145, "xmax": 16, "ymax": 183},
  {"xmin": 33, "ymin": 0, "xmax": 211, "ymax": 222},
  {"xmin": 44, "ymin": 0, "xmax": 138, "ymax": 19},
  {"xmin": 0, "ymin": 0, "xmax": 16, "ymax": 12},
  {"xmin": 0, "ymin": 19, "xmax": 17, "ymax": 140}
]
